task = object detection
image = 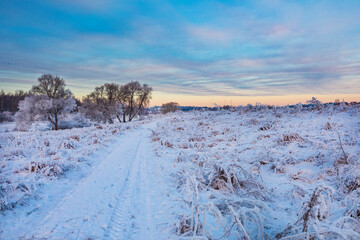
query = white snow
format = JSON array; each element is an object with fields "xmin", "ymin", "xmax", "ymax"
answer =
[
  {"xmin": 1, "ymin": 105, "xmax": 360, "ymax": 239},
  {"xmin": 151, "ymin": 106, "xmax": 360, "ymax": 239},
  {"xmin": 1, "ymin": 118, "xmax": 172, "ymax": 239}
]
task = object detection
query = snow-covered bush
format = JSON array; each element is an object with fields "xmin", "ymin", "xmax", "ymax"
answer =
[
  {"xmin": 307, "ymin": 97, "xmax": 323, "ymax": 110},
  {"xmin": 294, "ymin": 102, "xmax": 303, "ymax": 113},
  {"xmin": 59, "ymin": 112, "xmax": 92, "ymax": 129},
  {"xmin": 161, "ymin": 102, "xmax": 179, "ymax": 114},
  {"xmin": 0, "ymin": 111, "xmax": 13, "ymax": 122}
]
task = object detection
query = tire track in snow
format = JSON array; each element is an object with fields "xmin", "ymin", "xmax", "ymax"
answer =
[
  {"xmin": 103, "ymin": 137, "xmax": 145, "ymax": 239},
  {"xmin": 139, "ymin": 134, "xmax": 155, "ymax": 240}
]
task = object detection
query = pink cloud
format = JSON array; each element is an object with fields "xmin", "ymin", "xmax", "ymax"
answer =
[
  {"xmin": 267, "ymin": 24, "xmax": 292, "ymax": 37},
  {"xmin": 187, "ymin": 26, "xmax": 234, "ymax": 44}
]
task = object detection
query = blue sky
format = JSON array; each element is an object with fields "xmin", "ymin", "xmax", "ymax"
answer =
[{"xmin": 0, "ymin": 0, "xmax": 359, "ymax": 105}]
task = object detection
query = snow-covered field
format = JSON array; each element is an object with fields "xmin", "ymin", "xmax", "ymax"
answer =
[
  {"xmin": 1, "ymin": 105, "xmax": 360, "ymax": 239},
  {"xmin": 1, "ymin": 122, "xmax": 134, "ymax": 212},
  {"xmin": 0, "ymin": 117, "xmax": 173, "ymax": 239},
  {"xmin": 151, "ymin": 106, "xmax": 360, "ymax": 239}
]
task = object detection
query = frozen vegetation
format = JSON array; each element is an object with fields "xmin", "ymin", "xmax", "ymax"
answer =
[
  {"xmin": 151, "ymin": 104, "xmax": 360, "ymax": 239},
  {"xmin": 0, "ymin": 103, "xmax": 359, "ymax": 239}
]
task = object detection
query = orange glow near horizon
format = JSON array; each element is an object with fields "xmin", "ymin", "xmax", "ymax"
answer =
[
  {"xmin": 4, "ymin": 84, "xmax": 358, "ymax": 107},
  {"xmin": 68, "ymin": 87, "xmax": 359, "ymax": 107},
  {"xmin": 147, "ymin": 92, "xmax": 359, "ymax": 107}
]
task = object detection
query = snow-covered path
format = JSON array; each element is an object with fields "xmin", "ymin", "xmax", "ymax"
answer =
[{"xmin": 1, "ymin": 122, "xmax": 170, "ymax": 240}]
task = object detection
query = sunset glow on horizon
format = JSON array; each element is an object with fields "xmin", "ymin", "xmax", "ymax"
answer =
[{"xmin": 1, "ymin": 0, "xmax": 359, "ymax": 106}]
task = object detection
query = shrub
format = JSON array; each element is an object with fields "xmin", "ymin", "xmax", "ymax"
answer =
[{"xmin": 161, "ymin": 102, "xmax": 179, "ymax": 114}]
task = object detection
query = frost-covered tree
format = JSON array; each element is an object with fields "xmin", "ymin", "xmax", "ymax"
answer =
[{"xmin": 15, "ymin": 74, "xmax": 76, "ymax": 130}]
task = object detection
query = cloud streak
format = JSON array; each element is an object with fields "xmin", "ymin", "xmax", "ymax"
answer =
[{"xmin": 0, "ymin": 0, "xmax": 359, "ymax": 102}]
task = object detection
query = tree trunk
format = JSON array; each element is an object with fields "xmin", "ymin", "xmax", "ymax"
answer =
[
  {"xmin": 116, "ymin": 115, "xmax": 122, "ymax": 123},
  {"xmin": 54, "ymin": 112, "xmax": 58, "ymax": 130},
  {"xmin": 123, "ymin": 112, "xmax": 126, "ymax": 123},
  {"xmin": 48, "ymin": 115, "xmax": 56, "ymax": 130},
  {"xmin": 129, "ymin": 112, "xmax": 136, "ymax": 121}
]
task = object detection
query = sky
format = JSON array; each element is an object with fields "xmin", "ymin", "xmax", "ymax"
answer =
[{"xmin": 0, "ymin": 0, "xmax": 359, "ymax": 106}]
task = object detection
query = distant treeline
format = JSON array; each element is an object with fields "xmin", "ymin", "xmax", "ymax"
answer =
[
  {"xmin": 148, "ymin": 100, "xmax": 359, "ymax": 114},
  {"xmin": 0, "ymin": 90, "xmax": 28, "ymax": 113}
]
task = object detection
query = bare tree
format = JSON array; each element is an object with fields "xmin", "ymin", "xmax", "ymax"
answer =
[
  {"xmin": 123, "ymin": 81, "xmax": 141, "ymax": 122},
  {"xmin": 104, "ymin": 83, "xmax": 125, "ymax": 123},
  {"xmin": 122, "ymin": 82, "xmax": 153, "ymax": 122},
  {"xmin": 136, "ymin": 84, "xmax": 152, "ymax": 116},
  {"xmin": 81, "ymin": 84, "xmax": 116, "ymax": 124},
  {"xmin": 115, "ymin": 85, "xmax": 129, "ymax": 123},
  {"xmin": 81, "ymin": 81, "xmax": 152, "ymax": 123},
  {"xmin": 31, "ymin": 74, "xmax": 71, "ymax": 99},
  {"xmin": 161, "ymin": 102, "xmax": 179, "ymax": 114}
]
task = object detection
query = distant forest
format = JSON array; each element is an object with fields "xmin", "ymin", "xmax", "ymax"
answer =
[{"xmin": 0, "ymin": 90, "xmax": 28, "ymax": 113}]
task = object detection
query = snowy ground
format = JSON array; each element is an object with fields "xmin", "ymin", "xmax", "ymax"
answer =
[
  {"xmin": 150, "ymin": 106, "xmax": 360, "ymax": 239},
  {"xmin": 1, "ymin": 106, "xmax": 360, "ymax": 239},
  {"xmin": 0, "ymin": 122, "xmax": 16, "ymax": 133},
  {"xmin": 1, "ymin": 118, "xmax": 174, "ymax": 240}
]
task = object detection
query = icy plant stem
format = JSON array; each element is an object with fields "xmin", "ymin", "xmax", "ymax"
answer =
[
  {"xmin": 336, "ymin": 131, "xmax": 348, "ymax": 163},
  {"xmin": 229, "ymin": 205, "xmax": 251, "ymax": 240},
  {"xmin": 185, "ymin": 170, "xmax": 201, "ymax": 237}
]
